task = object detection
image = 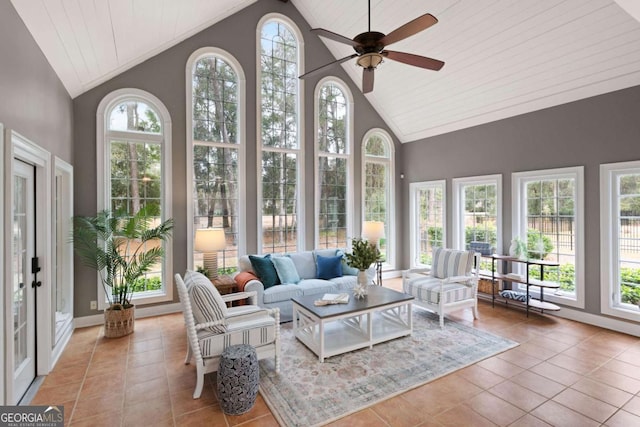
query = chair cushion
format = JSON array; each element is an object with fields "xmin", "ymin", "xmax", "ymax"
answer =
[
  {"xmin": 404, "ymin": 276, "xmax": 475, "ymax": 305},
  {"xmin": 288, "ymin": 252, "xmax": 316, "ymax": 280},
  {"xmin": 316, "ymin": 254, "xmax": 343, "ymax": 279},
  {"xmin": 184, "ymin": 270, "xmax": 227, "ymax": 333},
  {"xmin": 431, "ymin": 248, "xmax": 475, "ymax": 279},
  {"xmin": 336, "ymin": 249, "xmax": 359, "ymax": 275},
  {"xmin": 263, "ymin": 284, "xmax": 303, "ymax": 303},
  {"xmin": 197, "ymin": 313, "xmax": 276, "ymax": 358},
  {"xmin": 271, "ymin": 256, "xmax": 301, "ymax": 284},
  {"xmin": 249, "ymin": 254, "xmax": 280, "ymax": 289},
  {"xmin": 296, "ymin": 279, "xmax": 337, "ymax": 296}
]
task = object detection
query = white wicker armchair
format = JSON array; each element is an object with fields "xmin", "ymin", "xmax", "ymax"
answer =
[
  {"xmin": 403, "ymin": 248, "xmax": 480, "ymax": 327},
  {"xmin": 175, "ymin": 272, "xmax": 280, "ymax": 399}
]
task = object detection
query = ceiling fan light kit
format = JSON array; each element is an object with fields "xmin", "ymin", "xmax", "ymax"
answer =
[{"xmin": 299, "ymin": 0, "xmax": 445, "ymax": 93}]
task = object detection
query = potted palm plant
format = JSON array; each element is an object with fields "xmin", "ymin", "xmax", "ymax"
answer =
[
  {"xmin": 344, "ymin": 237, "xmax": 381, "ymax": 298},
  {"xmin": 72, "ymin": 206, "xmax": 173, "ymax": 337}
]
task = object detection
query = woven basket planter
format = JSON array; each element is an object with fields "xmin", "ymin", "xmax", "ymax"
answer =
[
  {"xmin": 478, "ymin": 278, "xmax": 502, "ymax": 295},
  {"xmin": 104, "ymin": 304, "xmax": 135, "ymax": 338}
]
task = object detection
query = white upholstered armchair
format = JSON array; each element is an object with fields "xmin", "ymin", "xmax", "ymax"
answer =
[
  {"xmin": 403, "ymin": 248, "xmax": 480, "ymax": 327},
  {"xmin": 175, "ymin": 271, "xmax": 280, "ymax": 399}
]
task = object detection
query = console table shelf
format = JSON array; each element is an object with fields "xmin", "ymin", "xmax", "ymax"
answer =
[{"xmin": 479, "ymin": 255, "xmax": 561, "ymax": 316}]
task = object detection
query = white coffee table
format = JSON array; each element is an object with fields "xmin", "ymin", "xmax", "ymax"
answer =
[{"xmin": 292, "ymin": 286, "xmax": 414, "ymax": 362}]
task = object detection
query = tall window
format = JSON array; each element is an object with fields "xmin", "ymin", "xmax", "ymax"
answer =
[
  {"xmin": 601, "ymin": 160, "xmax": 640, "ymax": 321},
  {"xmin": 189, "ymin": 49, "xmax": 244, "ymax": 274},
  {"xmin": 316, "ymin": 79, "xmax": 352, "ymax": 249},
  {"xmin": 97, "ymin": 89, "xmax": 173, "ymax": 307},
  {"xmin": 453, "ymin": 175, "xmax": 501, "ymax": 269},
  {"xmin": 513, "ymin": 167, "xmax": 584, "ymax": 308},
  {"xmin": 259, "ymin": 17, "xmax": 302, "ymax": 253},
  {"xmin": 410, "ymin": 180, "xmax": 446, "ymax": 267},
  {"xmin": 363, "ymin": 130, "xmax": 394, "ymax": 266}
]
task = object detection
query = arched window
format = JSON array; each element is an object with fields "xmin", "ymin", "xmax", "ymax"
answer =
[
  {"xmin": 187, "ymin": 48, "xmax": 245, "ymax": 274},
  {"xmin": 316, "ymin": 78, "xmax": 353, "ymax": 249},
  {"xmin": 97, "ymin": 89, "xmax": 172, "ymax": 307},
  {"xmin": 363, "ymin": 129, "xmax": 394, "ymax": 266},
  {"xmin": 258, "ymin": 15, "xmax": 303, "ymax": 253}
]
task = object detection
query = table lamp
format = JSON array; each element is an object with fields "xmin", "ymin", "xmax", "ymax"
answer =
[
  {"xmin": 362, "ymin": 221, "xmax": 385, "ymax": 246},
  {"xmin": 194, "ymin": 228, "xmax": 226, "ymax": 280}
]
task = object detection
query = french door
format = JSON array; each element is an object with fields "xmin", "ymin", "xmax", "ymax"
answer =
[{"xmin": 12, "ymin": 159, "xmax": 36, "ymax": 403}]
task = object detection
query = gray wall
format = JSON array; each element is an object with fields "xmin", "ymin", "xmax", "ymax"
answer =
[
  {"xmin": 0, "ymin": 1, "xmax": 73, "ymax": 162},
  {"xmin": 72, "ymin": 0, "xmax": 400, "ymax": 317},
  {"xmin": 401, "ymin": 85, "xmax": 640, "ymax": 315}
]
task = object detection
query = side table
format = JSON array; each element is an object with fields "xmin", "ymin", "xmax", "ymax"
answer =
[{"xmin": 211, "ymin": 275, "xmax": 237, "ymax": 306}]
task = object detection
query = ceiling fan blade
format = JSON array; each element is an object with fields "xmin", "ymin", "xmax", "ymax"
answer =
[
  {"xmin": 299, "ymin": 54, "xmax": 358, "ymax": 79},
  {"xmin": 380, "ymin": 13, "xmax": 438, "ymax": 46},
  {"xmin": 311, "ymin": 28, "xmax": 361, "ymax": 47},
  {"xmin": 362, "ymin": 68, "xmax": 374, "ymax": 94},
  {"xmin": 382, "ymin": 50, "xmax": 444, "ymax": 71}
]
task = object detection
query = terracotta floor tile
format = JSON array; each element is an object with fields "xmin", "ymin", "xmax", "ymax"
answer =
[
  {"xmin": 371, "ymin": 394, "xmax": 429, "ymax": 427},
  {"xmin": 570, "ymin": 378, "xmax": 634, "ymax": 407},
  {"xmin": 615, "ymin": 347, "xmax": 640, "ymax": 367},
  {"xmin": 170, "ymin": 382, "xmax": 218, "ymax": 417},
  {"xmin": 174, "ymin": 404, "xmax": 228, "ymax": 427},
  {"xmin": 526, "ymin": 335, "xmax": 573, "ymax": 353},
  {"xmin": 80, "ymin": 371, "xmax": 125, "ymax": 398},
  {"xmin": 478, "ymin": 356, "xmax": 525, "ymax": 378},
  {"xmin": 40, "ymin": 364, "xmax": 87, "ymax": 387},
  {"xmin": 542, "ymin": 330, "xmax": 586, "ymax": 347},
  {"xmin": 552, "ymin": 388, "xmax": 618, "ymax": 423},
  {"xmin": 127, "ymin": 348, "xmax": 165, "ymax": 367},
  {"xmin": 604, "ymin": 409, "xmax": 640, "ymax": 427},
  {"xmin": 130, "ymin": 337, "xmax": 163, "ymax": 353},
  {"xmin": 31, "ymin": 381, "xmax": 82, "ymax": 404},
  {"xmin": 560, "ymin": 345, "xmax": 612, "ymax": 365},
  {"xmin": 234, "ymin": 414, "xmax": 282, "ymax": 427},
  {"xmin": 125, "ymin": 361, "xmax": 167, "ymax": 385},
  {"xmin": 530, "ymin": 400, "xmax": 600, "ymax": 427},
  {"xmin": 124, "ymin": 376, "xmax": 170, "ymax": 406},
  {"xmin": 602, "ymin": 358, "xmax": 640, "ymax": 381},
  {"xmin": 622, "ymin": 396, "xmax": 640, "ymax": 417},
  {"xmin": 488, "ymin": 380, "xmax": 547, "ymax": 412},
  {"xmin": 69, "ymin": 413, "xmax": 122, "ymax": 427},
  {"xmin": 401, "ymin": 384, "xmax": 460, "ymax": 416},
  {"xmin": 507, "ymin": 414, "xmax": 553, "ymax": 426},
  {"xmin": 529, "ymin": 361, "xmax": 582, "ymax": 386},
  {"xmin": 225, "ymin": 393, "xmax": 271, "ymax": 426},
  {"xmin": 516, "ymin": 342, "xmax": 559, "ymax": 361},
  {"xmin": 72, "ymin": 392, "xmax": 124, "ymax": 421},
  {"xmin": 122, "ymin": 392, "xmax": 172, "ymax": 427},
  {"xmin": 496, "ymin": 348, "xmax": 543, "ymax": 370},
  {"xmin": 435, "ymin": 403, "xmax": 497, "ymax": 427},
  {"xmin": 456, "ymin": 364, "xmax": 506, "ymax": 389},
  {"xmin": 325, "ymin": 408, "xmax": 388, "ymax": 427},
  {"xmin": 509, "ymin": 371, "xmax": 565, "ymax": 399},
  {"xmin": 546, "ymin": 353, "xmax": 600, "ymax": 375},
  {"xmin": 466, "ymin": 391, "xmax": 526, "ymax": 426},
  {"xmin": 588, "ymin": 367, "xmax": 640, "ymax": 394}
]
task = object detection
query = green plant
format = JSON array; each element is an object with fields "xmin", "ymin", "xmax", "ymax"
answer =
[
  {"xmin": 344, "ymin": 238, "xmax": 381, "ymax": 270},
  {"xmin": 72, "ymin": 206, "xmax": 174, "ymax": 309}
]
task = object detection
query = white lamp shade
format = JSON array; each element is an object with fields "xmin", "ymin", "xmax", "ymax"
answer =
[
  {"xmin": 194, "ymin": 228, "xmax": 226, "ymax": 252},
  {"xmin": 362, "ymin": 221, "xmax": 385, "ymax": 243}
]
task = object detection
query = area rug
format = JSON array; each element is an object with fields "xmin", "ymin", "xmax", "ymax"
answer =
[{"xmin": 258, "ymin": 308, "xmax": 518, "ymax": 427}]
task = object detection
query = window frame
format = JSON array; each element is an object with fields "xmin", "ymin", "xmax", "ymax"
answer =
[
  {"xmin": 409, "ymin": 180, "xmax": 446, "ymax": 269},
  {"xmin": 600, "ymin": 160, "xmax": 640, "ymax": 322},
  {"xmin": 452, "ymin": 174, "xmax": 502, "ymax": 253},
  {"xmin": 314, "ymin": 76, "xmax": 354, "ymax": 249},
  {"xmin": 362, "ymin": 128, "xmax": 395, "ymax": 269},
  {"xmin": 256, "ymin": 14, "xmax": 305, "ymax": 253},
  {"xmin": 186, "ymin": 47, "xmax": 246, "ymax": 272},
  {"xmin": 512, "ymin": 166, "xmax": 584, "ymax": 309},
  {"xmin": 96, "ymin": 88, "xmax": 173, "ymax": 309}
]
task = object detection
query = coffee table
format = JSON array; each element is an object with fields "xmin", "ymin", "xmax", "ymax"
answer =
[{"xmin": 292, "ymin": 286, "xmax": 414, "ymax": 362}]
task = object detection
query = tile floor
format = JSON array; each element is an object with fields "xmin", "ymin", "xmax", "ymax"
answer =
[{"xmin": 31, "ymin": 278, "xmax": 640, "ymax": 426}]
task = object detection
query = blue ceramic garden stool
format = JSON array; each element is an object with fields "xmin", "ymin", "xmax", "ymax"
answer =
[{"xmin": 217, "ymin": 344, "xmax": 259, "ymax": 415}]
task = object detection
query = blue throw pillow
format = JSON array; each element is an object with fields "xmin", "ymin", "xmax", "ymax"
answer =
[
  {"xmin": 248, "ymin": 254, "xmax": 280, "ymax": 289},
  {"xmin": 316, "ymin": 254, "xmax": 343, "ymax": 280},
  {"xmin": 271, "ymin": 256, "xmax": 301, "ymax": 284}
]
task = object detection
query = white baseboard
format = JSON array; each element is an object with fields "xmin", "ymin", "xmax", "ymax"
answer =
[
  {"xmin": 552, "ymin": 306, "xmax": 640, "ymax": 338},
  {"xmin": 74, "ymin": 302, "xmax": 183, "ymax": 329}
]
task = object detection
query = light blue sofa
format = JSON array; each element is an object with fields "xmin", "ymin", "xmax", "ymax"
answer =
[{"xmin": 235, "ymin": 249, "xmax": 374, "ymax": 322}]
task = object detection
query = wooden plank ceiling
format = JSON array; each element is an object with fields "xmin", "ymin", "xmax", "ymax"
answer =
[{"xmin": 11, "ymin": 0, "xmax": 640, "ymax": 142}]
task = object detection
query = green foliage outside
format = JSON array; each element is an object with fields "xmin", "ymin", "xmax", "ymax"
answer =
[{"xmin": 130, "ymin": 276, "xmax": 162, "ymax": 292}]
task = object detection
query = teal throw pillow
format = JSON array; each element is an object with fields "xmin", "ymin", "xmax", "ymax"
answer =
[
  {"xmin": 316, "ymin": 254, "xmax": 343, "ymax": 280},
  {"xmin": 337, "ymin": 249, "xmax": 359, "ymax": 275},
  {"xmin": 271, "ymin": 256, "xmax": 301, "ymax": 284},
  {"xmin": 248, "ymin": 254, "xmax": 280, "ymax": 289}
]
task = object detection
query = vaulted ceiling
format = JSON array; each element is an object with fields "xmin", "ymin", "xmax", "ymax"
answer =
[{"xmin": 11, "ymin": 0, "xmax": 640, "ymax": 142}]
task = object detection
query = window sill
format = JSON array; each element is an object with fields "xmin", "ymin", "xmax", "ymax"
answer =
[{"xmin": 98, "ymin": 290, "xmax": 173, "ymax": 310}]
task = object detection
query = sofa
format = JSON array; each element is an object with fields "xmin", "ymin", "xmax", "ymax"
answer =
[{"xmin": 234, "ymin": 248, "xmax": 373, "ymax": 322}]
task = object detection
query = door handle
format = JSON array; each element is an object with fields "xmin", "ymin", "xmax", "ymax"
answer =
[
  {"xmin": 19, "ymin": 282, "xmax": 24, "ymax": 289},
  {"xmin": 31, "ymin": 281, "xmax": 41, "ymax": 288}
]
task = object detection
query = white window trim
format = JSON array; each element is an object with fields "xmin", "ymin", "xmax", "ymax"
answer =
[
  {"xmin": 314, "ymin": 76, "xmax": 354, "ymax": 248},
  {"xmin": 600, "ymin": 160, "xmax": 640, "ymax": 322},
  {"xmin": 96, "ymin": 88, "xmax": 173, "ymax": 309},
  {"xmin": 185, "ymin": 47, "xmax": 246, "ymax": 269},
  {"xmin": 362, "ymin": 128, "xmax": 395, "ymax": 269},
  {"xmin": 409, "ymin": 180, "xmax": 446, "ymax": 269},
  {"xmin": 256, "ymin": 14, "xmax": 305, "ymax": 252},
  {"xmin": 512, "ymin": 166, "xmax": 584, "ymax": 309},
  {"xmin": 452, "ymin": 174, "xmax": 502, "ymax": 253}
]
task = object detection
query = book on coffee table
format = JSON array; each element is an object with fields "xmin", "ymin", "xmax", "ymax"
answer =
[{"xmin": 314, "ymin": 293, "xmax": 349, "ymax": 305}]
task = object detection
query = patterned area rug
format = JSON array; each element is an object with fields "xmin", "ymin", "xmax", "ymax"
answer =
[{"xmin": 259, "ymin": 308, "xmax": 518, "ymax": 427}]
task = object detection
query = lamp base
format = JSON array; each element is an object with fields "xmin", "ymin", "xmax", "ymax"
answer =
[{"xmin": 203, "ymin": 253, "xmax": 219, "ymax": 281}]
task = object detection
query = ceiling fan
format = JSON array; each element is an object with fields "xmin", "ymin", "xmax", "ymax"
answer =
[{"xmin": 299, "ymin": 0, "xmax": 445, "ymax": 93}]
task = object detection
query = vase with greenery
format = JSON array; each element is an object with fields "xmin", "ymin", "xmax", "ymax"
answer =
[
  {"xmin": 72, "ymin": 206, "xmax": 173, "ymax": 337},
  {"xmin": 345, "ymin": 237, "xmax": 381, "ymax": 298}
]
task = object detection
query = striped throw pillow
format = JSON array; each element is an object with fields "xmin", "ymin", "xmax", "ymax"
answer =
[
  {"xmin": 184, "ymin": 270, "xmax": 227, "ymax": 333},
  {"xmin": 431, "ymin": 248, "xmax": 474, "ymax": 279}
]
